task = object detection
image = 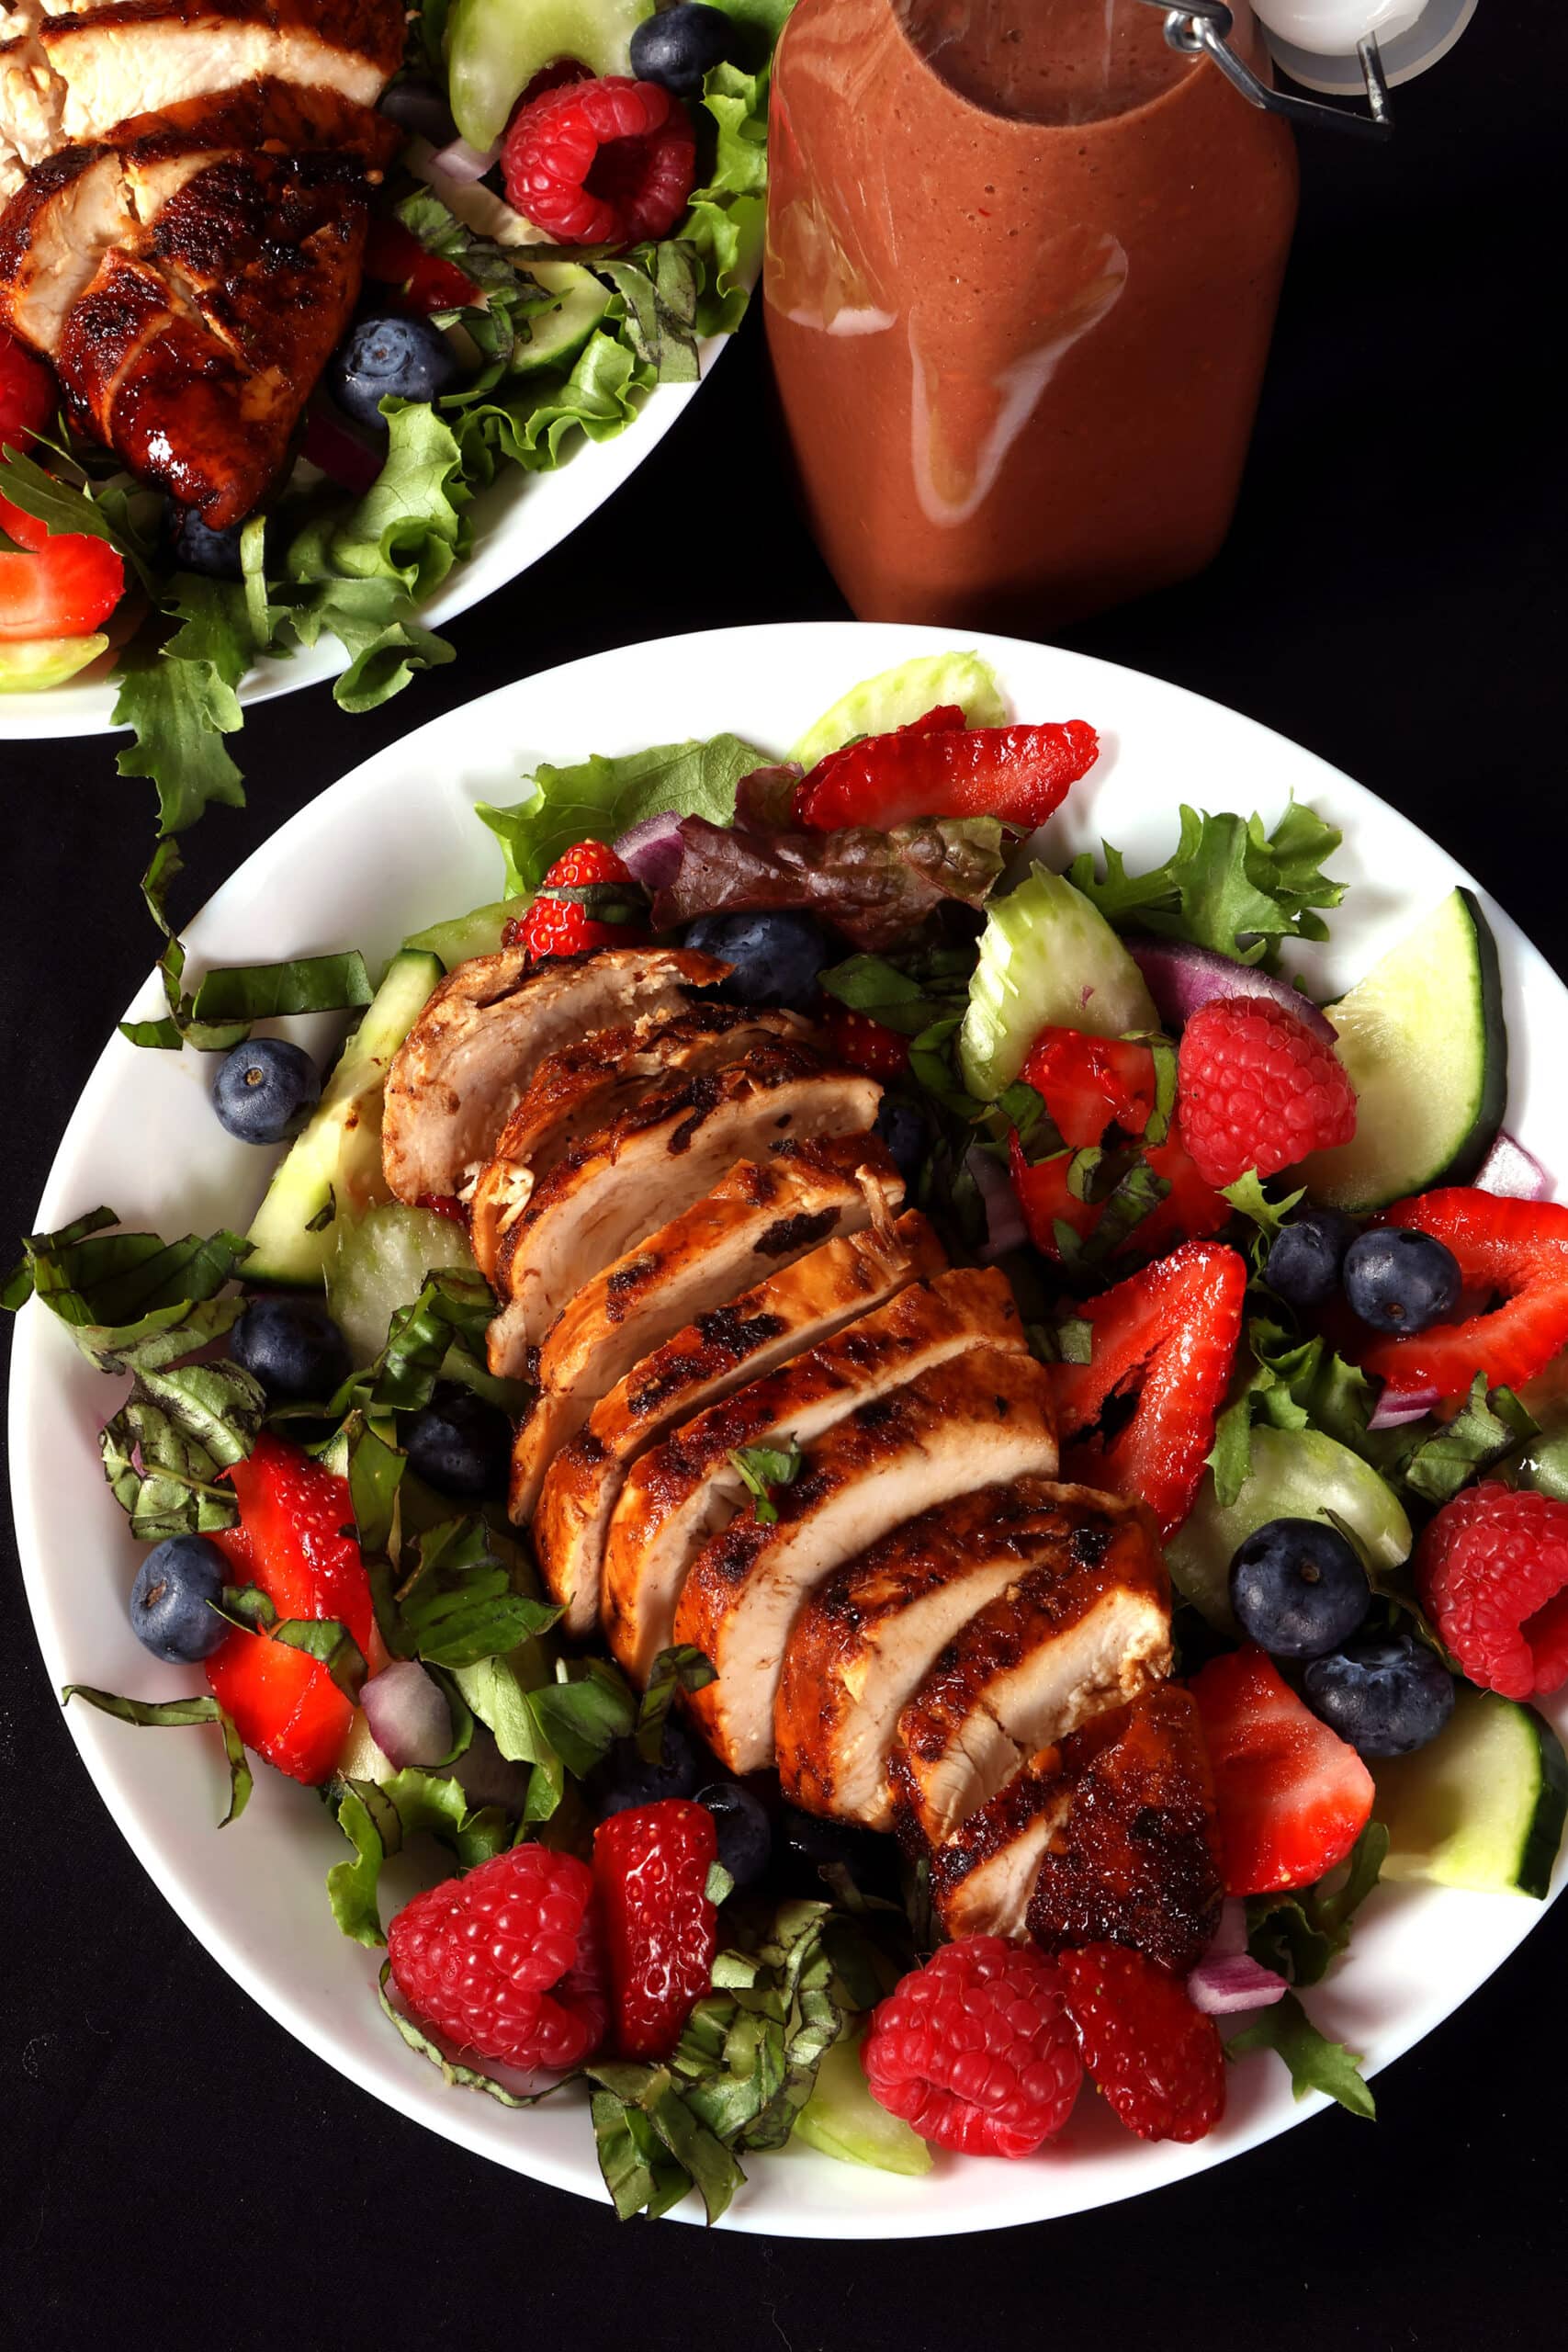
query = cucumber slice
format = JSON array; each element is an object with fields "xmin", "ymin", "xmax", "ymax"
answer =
[
  {"xmin": 790, "ymin": 651, "xmax": 1008, "ymax": 769},
  {"xmin": 1167, "ymin": 1425, "xmax": 1413, "ymax": 1634},
  {"xmin": 244, "ymin": 950, "xmax": 442, "ymax": 1286},
  {"xmin": 1376, "ymin": 1683, "xmax": 1568, "ymax": 1899},
  {"xmin": 326, "ymin": 1202, "xmax": 480, "ymax": 1363},
  {"xmin": 793, "ymin": 2032, "xmax": 932, "ymax": 2176},
  {"xmin": 959, "ymin": 865, "xmax": 1159, "ymax": 1099},
  {"xmin": 1296, "ymin": 888, "xmax": 1506, "ymax": 1213},
  {"xmin": 447, "ymin": 0, "xmax": 654, "ymax": 150},
  {"xmin": 515, "ymin": 261, "xmax": 614, "ymax": 374},
  {"xmin": 403, "ymin": 900, "xmax": 514, "ymax": 967},
  {"xmin": 0, "ymin": 633, "xmax": 109, "ymax": 691}
]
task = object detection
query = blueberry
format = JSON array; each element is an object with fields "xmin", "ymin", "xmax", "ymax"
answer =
[
  {"xmin": 130, "ymin": 1534, "xmax": 230, "ymax": 1664},
  {"xmin": 231, "ymin": 1295, "xmax": 351, "ymax": 1401},
  {"xmin": 403, "ymin": 1383, "xmax": 513, "ymax": 1498},
  {"xmin": 1228, "ymin": 1515, "xmax": 1371, "ymax": 1659},
  {"xmin": 1343, "ymin": 1227, "xmax": 1462, "ymax": 1335},
  {"xmin": 212, "ymin": 1038, "xmax": 321, "ymax": 1145},
  {"xmin": 696, "ymin": 1781, "xmax": 773, "ymax": 1887},
  {"xmin": 874, "ymin": 1095, "xmax": 929, "ymax": 1190},
  {"xmin": 377, "ymin": 75, "xmax": 457, "ymax": 144},
  {"xmin": 1304, "ymin": 1632, "xmax": 1455, "ymax": 1757},
  {"xmin": 682, "ymin": 910, "xmax": 829, "ymax": 1009},
  {"xmin": 170, "ymin": 506, "xmax": 246, "ymax": 581},
  {"xmin": 1266, "ymin": 1206, "xmax": 1357, "ymax": 1308},
  {"xmin": 586, "ymin": 1719, "xmax": 702, "ymax": 1817},
  {"xmin": 629, "ymin": 2, "xmax": 735, "ymax": 96},
  {"xmin": 330, "ymin": 313, "xmax": 458, "ymax": 433}
]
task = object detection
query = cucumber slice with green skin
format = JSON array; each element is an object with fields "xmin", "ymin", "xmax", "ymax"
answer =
[
  {"xmin": 1167, "ymin": 1425, "xmax": 1414, "ymax": 1634},
  {"xmin": 1375, "ymin": 1683, "xmax": 1568, "ymax": 1899},
  {"xmin": 792, "ymin": 2032, "xmax": 932, "ymax": 2176},
  {"xmin": 1296, "ymin": 888, "xmax": 1506, "ymax": 1213},
  {"xmin": 515, "ymin": 261, "xmax": 614, "ymax": 374},
  {"xmin": 959, "ymin": 865, "xmax": 1159, "ymax": 1099},
  {"xmin": 0, "ymin": 632, "xmax": 109, "ymax": 691},
  {"xmin": 446, "ymin": 0, "xmax": 655, "ymax": 150},
  {"xmin": 326, "ymin": 1201, "xmax": 480, "ymax": 1364},
  {"xmin": 403, "ymin": 900, "xmax": 514, "ymax": 967},
  {"xmin": 243, "ymin": 950, "xmax": 442, "ymax": 1286},
  {"xmin": 790, "ymin": 650, "xmax": 1008, "ymax": 769}
]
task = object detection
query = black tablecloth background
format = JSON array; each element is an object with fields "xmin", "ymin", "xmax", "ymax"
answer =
[{"xmin": 4, "ymin": 8, "xmax": 1563, "ymax": 2343}]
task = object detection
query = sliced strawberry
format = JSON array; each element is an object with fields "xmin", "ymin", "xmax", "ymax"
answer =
[
  {"xmin": 1359, "ymin": 1190, "xmax": 1568, "ymax": 1400},
  {"xmin": 797, "ymin": 718, "xmax": 1099, "ymax": 832},
  {"xmin": 363, "ymin": 216, "xmax": 479, "ymax": 313},
  {"xmin": 0, "ymin": 489, "xmax": 124, "ymax": 642},
  {"xmin": 1049, "ymin": 1238, "xmax": 1246, "ymax": 1536},
  {"xmin": 818, "ymin": 1002, "xmax": 910, "ymax": 1079},
  {"xmin": 1188, "ymin": 1646, "xmax": 1375, "ymax": 1895},
  {"xmin": 205, "ymin": 1433, "xmax": 377, "ymax": 1786},
  {"xmin": 1020, "ymin": 1027, "xmax": 1157, "ymax": 1148}
]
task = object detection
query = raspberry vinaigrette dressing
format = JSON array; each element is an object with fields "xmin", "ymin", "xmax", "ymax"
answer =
[{"xmin": 764, "ymin": 0, "xmax": 1299, "ymax": 629}]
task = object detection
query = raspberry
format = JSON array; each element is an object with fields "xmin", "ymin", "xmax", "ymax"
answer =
[
  {"xmin": 818, "ymin": 1003, "xmax": 910, "ymax": 1079},
  {"xmin": 1415, "ymin": 1481, "xmax": 1568, "ymax": 1701},
  {"xmin": 862, "ymin": 1936, "xmax": 1082, "ymax": 2158},
  {"xmin": 1058, "ymin": 1942, "xmax": 1225, "ymax": 2143},
  {"xmin": 1177, "ymin": 996, "xmax": 1356, "ymax": 1190},
  {"xmin": 388, "ymin": 1845, "xmax": 606, "ymax": 2073},
  {"xmin": 593, "ymin": 1798, "xmax": 718, "ymax": 2060},
  {"xmin": 502, "ymin": 841, "xmax": 649, "ymax": 962},
  {"xmin": 501, "ymin": 75, "xmax": 696, "ymax": 247}
]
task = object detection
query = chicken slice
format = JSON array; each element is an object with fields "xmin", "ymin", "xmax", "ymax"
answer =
[
  {"xmin": 928, "ymin": 1754, "xmax": 1073, "ymax": 1941},
  {"xmin": 468, "ymin": 1002, "xmax": 811, "ymax": 1282},
  {"xmin": 531, "ymin": 1204, "xmax": 942, "ymax": 1634},
  {"xmin": 678, "ymin": 1346, "xmax": 1062, "ymax": 1775},
  {"xmin": 486, "ymin": 1043, "xmax": 881, "ymax": 1368},
  {"xmin": 889, "ymin": 1504, "xmax": 1171, "ymax": 1854},
  {"xmin": 381, "ymin": 945, "xmax": 728, "ymax": 1208},
  {"xmin": 601, "ymin": 1266, "xmax": 1027, "ymax": 1684},
  {"xmin": 776, "ymin": 1479, "xmax": 1146, "ymax": 1832},
  {"xmin": 1024, "ymin": 1682, "xmax": 1222, "ymax": 1973}
]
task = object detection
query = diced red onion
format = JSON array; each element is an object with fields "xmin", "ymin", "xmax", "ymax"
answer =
[
  {"xmin": 1207, "ymin": 1897, "xmax": 1248, "ymax": 1961},
  {"xmin": 360, "ymin": 1661, "xmax": 453, "ymax": 1770},
  {"xmin": 301, "ymin": 401, "xmax": 384, "ymax": 493},
  {"xmin": 1187, "ymin": 1952, "xmax": 1288, "ymax": 2016},
  {"xmin": 1369, "ymin": 1383, "xmax": 1440, "ymax": 1430},
  {"xmin": 967, "ymin": 1146, "xmax": 1028, "ymax": 1262},
  {"xmin": 1127, "ymin": 935, "xmax": 1337, "ymax": 1046},
  {"xmin": 1475, "ymin": 1129, "xmax": 1552, "ymax": 1202},
  {"xmin": 428, "ymin": 132, "xmax": 500, "ymax": 185},
  {"xmin": 615, "ymin": 809, "xmax": 687, "ymax": 889}
]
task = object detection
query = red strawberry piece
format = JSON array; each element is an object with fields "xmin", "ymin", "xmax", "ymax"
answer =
[
  {"xmin": 1057, "ymin": 1943, "xmax": 1225, "ymax": 2143},
  {"xmin": 1188, "ymin": 1645, "xmax": 1375, "ymax": 1895},
  {"xmin": 1049, "ymin": 1238, "xmax": 1247, "ymax": 1537},
  {"xmin": 0, "ymin": 487, "xmax": 125, "ymax": 641},
  {"xmin": 1359, "ymin": 1189, "xmax": 1568, "ymax": 1401},
  {"xmin": 205, "ymin": 1432, "xmax": 378, "ymax": 1785},
  {"xmin": 818, "ymin": 1002, "xmax": 911, "ymax": 1079},
  {"xmin": 1, "ymin": 327, "xmax": 54, "ymax": 450},
  {"xmin": 593, "ymin": 1798, "xmax": 717, "ymax": 2060},
  {"xmin": 415, "ymin": 1192, "xmax": 470, "ymax": 1228},
  {"xmin": 862, "ymin": 1935, "xmax": 1081, "ymax": 2158},
  {"xmin": 1415, "ymin": 1481, "xmax": 1568, "ymax": 1700},
  {"xmin": 389, "ymin": 1844, "xmax": 606, "ymax": 2073},
  {"xmin": 362, "ymin": 216, "xmax": 479, "ymax": 314},
  {"xmin": 796, "ymin": 717, "xmax": 1099, "ymax": 834},
  {"xmin": 502, "ymin": 841, "xmax": 649, "ymax": 962},
  {"xmin": 501, "ymin": 75, "xmax": 695, "ymax": 246},
  {"xmin": 1176, "ymin": 995, "xmax": 1357, "ymax": 1190}
]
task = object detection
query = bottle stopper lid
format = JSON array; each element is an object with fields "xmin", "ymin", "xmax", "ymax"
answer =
[{"xmin": 1252, "ymin": 0, "xmax": 1476, "ymax": 89}]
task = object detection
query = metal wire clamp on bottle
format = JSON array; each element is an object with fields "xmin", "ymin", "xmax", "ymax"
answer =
[{"xmin": 1137, "ymin": 0, "xmax": 1394, "ymax": 135}]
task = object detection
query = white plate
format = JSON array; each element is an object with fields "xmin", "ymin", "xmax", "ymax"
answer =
[
  {"xmin": 0, "ymin": 327, "xmax": 731, "ymax": 741},
  {"xmin": 10, "ymin": 621, "xmax": 1567, "ymax": 2234}
]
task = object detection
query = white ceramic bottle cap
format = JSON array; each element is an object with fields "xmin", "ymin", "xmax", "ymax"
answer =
[{"xmin": 1252, "ymin": 0, "xmax": 1477, "ymax": 90}]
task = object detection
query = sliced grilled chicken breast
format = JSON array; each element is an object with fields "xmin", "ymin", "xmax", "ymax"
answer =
[
  {"xmin": 601, "ymin": 1266, "xmax": 1026, "ymax": 1683},
  {"xmin": 530, "ymin": 1205, "xmax": 941, "ymax": 1634},
  {"xmin": 486, "ymin": 1044, "xmax": 880, "ymax": 1367},
  {"xmin": 381, "ymin": 945, "xmax": 728, "ymax": 1207},
  {"xmin": 890, "ymin": 1505, "xmax": 1170, "ymax": 1854},
  {"xmin": 678, "ymin": 1346, "xmax": 1062, "ymax": 1775},
  {"xmin": 776, "ymin": 1479, "xmax": 1145, "ymax": 1832},
  {"xmin": 929, "ymin": 1755, "xmax": 1072, "ymax": 1941},
  {"xmin": 1025, "ymin": 1682, "xmax": 1222, "ymax": 1973},
  {"xmin": 468, "ymin": 1002, "xmax": 810, "ymax": 1282}
]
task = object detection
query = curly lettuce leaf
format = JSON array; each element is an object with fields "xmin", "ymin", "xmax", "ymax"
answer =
[
  {"xmin": 649, "ymin": 814, "xmax": 1005, "ymax": 952},
  {"xmin": 1068, "ymin": 801, "xmax": 1346, "ymax": 967},
  {"xmin": 478, "ymin": 732, "xmax": 768, "ymax": 893},
  {"xmin": 685, "ymin": 61, "xmax": 770, "ymax": 334},
  {"xmin": 329, "ymin": 1769, "xmax": 511, "ymax": 1946}
]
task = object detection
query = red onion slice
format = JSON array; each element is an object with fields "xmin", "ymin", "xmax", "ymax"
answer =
[
  {"xmin": 615, "ymin": 809, "xmax": 687, "ymax": 889},
  {"xmin": 1127, "ymin": 935, "xmax": 1337, "ymax": 1046},
  {"xmin": 1188, "ymin": 1952, "xmax": 1288, "ymax": 2016},
  {"xmin": 967, "ymin": 1146, "xmax": 1028, "ymax": 1261},
  {"xmin": 428, "ymin": 133, "xmax": 500, "ymax": 185},
  {"xmin": 360, "ymin": 1660, "xmax": 453, "ymax": 1770},
  {"xmin": 1475, "ymin": 1129, "xmax": 1552, "ymax": 1203},
  {"xmin": 1369, "ymin": 1384, "xmax": 1440, "ymax": 1430}
]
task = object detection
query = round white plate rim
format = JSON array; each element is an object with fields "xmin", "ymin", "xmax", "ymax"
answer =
[{"xmin": 9, "ymin": 618, "xmax": 1565, "ymax": 2236}]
